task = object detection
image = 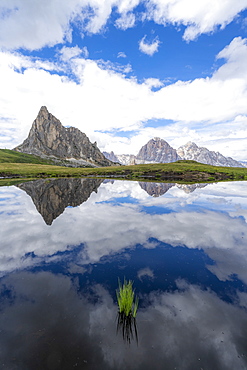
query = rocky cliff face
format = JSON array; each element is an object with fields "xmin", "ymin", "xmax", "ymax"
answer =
[
  {"xmin": 17, "ymin": 178, "xmax": 103, "ymax": 225},
  {"xmin": 14, "ymin": 106, "xmax": 113, "ymax": 167},
  {"xmin": 136, "ymin": 137, "xmax": 180, "ymax": 164},
  {"xmin": 177, "ymin": 142, "xmax": 243, "ymax": 167}
]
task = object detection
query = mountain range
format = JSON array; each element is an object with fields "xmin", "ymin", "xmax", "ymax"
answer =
[
  {"xmin": 13, "ymin": 107, "xmax": 243, "ymax": 168},
  {"xmin": 104, "ymin": 137, "xmax": 243, "ymax": 168}
]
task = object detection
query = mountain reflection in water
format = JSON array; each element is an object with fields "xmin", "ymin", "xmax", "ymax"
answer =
[
  {"xmin": 0, "ymin": 179, "xmax": 247, "ymax": 369},
  {"xmin": 139, "ymin": 181, "xmax": 208, "ymax": 196},
  {"xmin": 17, "ymin": 178, "xmax": 103, "ymax": 225}
]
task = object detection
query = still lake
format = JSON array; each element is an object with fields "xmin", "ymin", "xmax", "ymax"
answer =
[{"xmin": 0, "ymin": 178, "xmax": 247, "ymax": 369}]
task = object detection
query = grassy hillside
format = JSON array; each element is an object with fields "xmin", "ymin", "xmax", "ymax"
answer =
[
  {"xmin": 0, "ymin": 160, "xmax": 246, "ymax": 183},
  {"xmin": 0, "ymin": 149, "xmax": 53, "ymax": 165}
]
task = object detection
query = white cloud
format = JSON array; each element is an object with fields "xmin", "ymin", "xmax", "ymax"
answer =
[
  {"xmin": 59, "ymin": 45, "xmax": 89, "ymax": 61},
  {"xmin": 116, "ymin": 0, "xmax": 140, "ymax": 13},
  {"xmin": 145, "ymin": 0, "xmax": 247, "ymax": 41},
  {"xmin": 215, "ymin": 36, "xmax": 247, "ymax": 79},
  {"xmin": 139, "ymin": 35, "xmax": 161, "ymax": 56},
  {"xmin": 117, "ymin": 51, "xmax": 127, "ymax": 58},
  {"xmin": 96, "ymin": 59, "xmax": 132, "ymax": 74},
  {"xmin": 115, "ymin": 11, "xmax": 136, "ymax": 29},
  {"xmin": 143, "ymin": 78, "xmax": 164, "ymax": 89},
  {"xmin": 0, "ymin": 0, "xmax": 78, "ymax": 50}
]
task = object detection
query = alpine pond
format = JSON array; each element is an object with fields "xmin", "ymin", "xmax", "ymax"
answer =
[{"xmin": 0, "ymin": 178, "xmax": 247, "ymax": 369}]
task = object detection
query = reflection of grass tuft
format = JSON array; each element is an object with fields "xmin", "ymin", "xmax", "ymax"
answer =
[{"xmin": 116, "ymin": 279, "xmax": 138, "ymax": 343}]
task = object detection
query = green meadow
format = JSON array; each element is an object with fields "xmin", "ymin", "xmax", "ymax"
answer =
[
  {"xmin": 0, "ymin": 149, "xmax": 247, "ymax": 184},
  {"xmin": 0, "ymin": 149, "xmax": 54, "ymax": 165}
]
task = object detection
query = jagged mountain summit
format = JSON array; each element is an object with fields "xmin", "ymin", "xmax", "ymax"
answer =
[
  {"xmin": 14, "ymin": 106, "xmax": 114, "ymax": 167},
  {"xmin": 136, "ymin": 137, "xmax": 180, "ymax": 164},
  {"xmin": 104, "ymin": 138, "xmax": 180, "ymax": 165},
  {"xmin": 177, "ymin": 141, "xmax": 243, "ymax": 168}
]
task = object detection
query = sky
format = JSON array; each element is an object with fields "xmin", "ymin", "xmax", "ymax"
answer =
[{"xmin": 0, "ymin": 0, "xmax": 247, "ymax": 161}]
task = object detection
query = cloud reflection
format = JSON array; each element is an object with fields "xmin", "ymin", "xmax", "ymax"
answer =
[
  {"xmin": 0, "ymin": 271, "xmax": 246, "ymax": 369},
  {"xmin": 0, "ymin": 180, "xmax": 246, "ymax": 286}
]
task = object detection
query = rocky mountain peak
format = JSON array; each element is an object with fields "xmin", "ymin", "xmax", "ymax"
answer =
[
  {"xmin": 14, "ymin": 107, "xmax": 114, "ymax": 167},
  {"xmin": 183, "ymin": 141, "xmax": 198, "ymax": 149},
  {"xmin": 38, "ymin": 106, "xmax": 49, "ymax": 119},
  {"xmin": 136, "ymin": 137, "xmax": 180, "ymax": 164}
]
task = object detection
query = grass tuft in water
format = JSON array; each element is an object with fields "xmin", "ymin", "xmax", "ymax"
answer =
[{"xmin": 116, "ymin": 278, "xmax": 138, "ymax": 344}]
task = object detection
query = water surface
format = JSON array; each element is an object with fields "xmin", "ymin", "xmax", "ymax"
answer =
[{"xmin": 0, "ymin": 179, "xmax": 247, "ymax": 369}]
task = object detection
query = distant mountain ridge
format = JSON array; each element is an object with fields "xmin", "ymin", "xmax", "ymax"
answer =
[
  {"xmin": 104, "ymin": 137, "xmax": 243, "ymax": 168},
  {"xmin": 14, "ymin": 106, "xmax": 114, "ymax": 168},
  {"xmin": 177, "ymin": 141, "xmax": 242, "ymax": 167}
]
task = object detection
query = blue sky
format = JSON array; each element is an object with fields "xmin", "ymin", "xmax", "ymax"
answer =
[{"xmin": 1, "ymin": 0, "xmax": 247, "ymax": 161}]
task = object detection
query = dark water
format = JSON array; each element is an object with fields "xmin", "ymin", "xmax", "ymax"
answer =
[{"xmin": 0, "ymin": 178, "xmax": 247, "ymax": 370}]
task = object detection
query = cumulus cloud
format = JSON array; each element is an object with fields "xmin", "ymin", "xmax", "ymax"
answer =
[
  {"xmin": 0, "ymin": 0, "xmax": 77, "ymax": 50},
  {"xmin": 139, "ymin": 35, "xmax": 161, "ymax": 56},
  {"xmin": 215, "ymin": 36, "xmax": 247, "ymax": 79},
  {"xmin": 144, "ymin": 0, "xmax": 247, "ymax": 41}
]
